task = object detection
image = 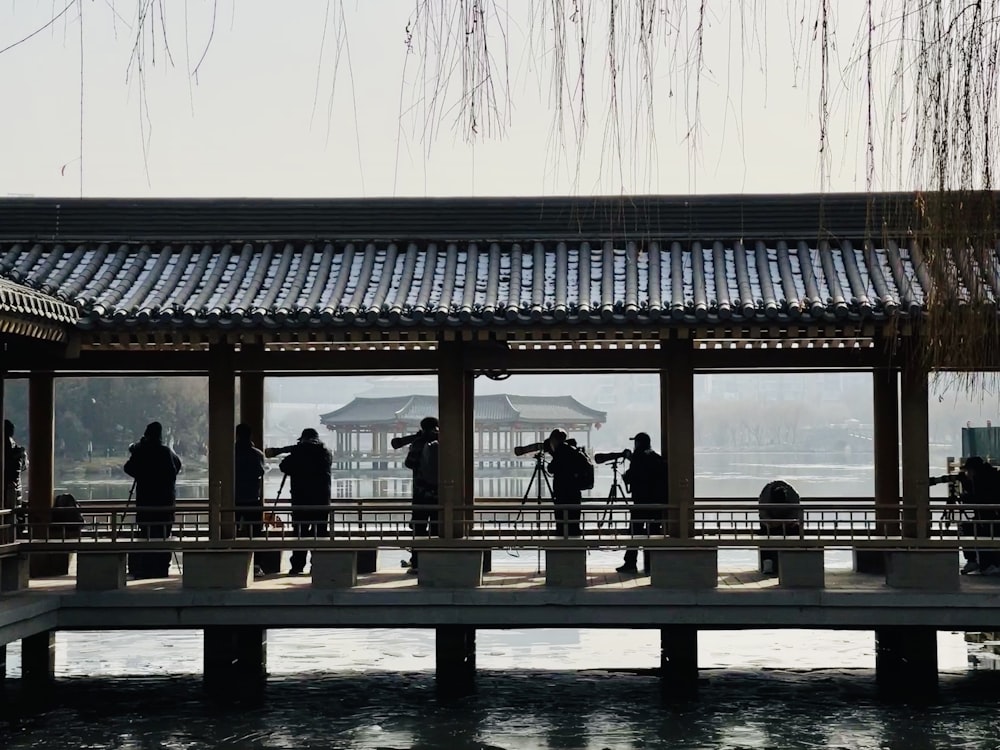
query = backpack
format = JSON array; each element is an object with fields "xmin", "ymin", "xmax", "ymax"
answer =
[{"xmin": 570, "ymin": 445, "xmax": 595, "ymax": 491}]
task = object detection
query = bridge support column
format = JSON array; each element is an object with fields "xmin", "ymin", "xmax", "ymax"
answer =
[
  {"xmin": 21, "ymin": 631, "xmax": 55, "ymax": 687},
  {"xmin": 660, "ymin": 626, "xmax": 698, "ymax": 698},
  {"xmin": 875, "ymin": 626, "xmax": 937, "ymax": 698},
  {"xmin": 436, "ymin": 626, "xmax": 476, "ymax": 698},
  {"xmin": 204, "ymin": 626, "xmax": 267, "ymax": 692}
]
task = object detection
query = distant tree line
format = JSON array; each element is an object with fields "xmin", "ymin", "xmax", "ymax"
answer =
[{"xmin": 3, "ymin": 377, "xmax": 209, "ymax": 461}]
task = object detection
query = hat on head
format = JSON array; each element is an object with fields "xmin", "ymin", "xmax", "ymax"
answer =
[
  {"xmin": 3, "ymin": 419, "xmax": 13, "ymax": 437},
  {"xmin": 630, "ymin": 432, "xmax": 651, "ymax": 448},
  {"xmin": 300, "ymin": 428, "xmax": 319, "ymax": 441},
  {"xmin": 965, "ymin": 456, "xmax": 987, "ymax": 472},
  {"xmin": 144, "ymin": 421, "xmax": 163, "ymax": 441}
]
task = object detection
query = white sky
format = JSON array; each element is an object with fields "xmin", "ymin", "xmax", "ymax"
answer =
[{"xmin": 0, "ymin": 1, "xmax": 898, "ymax": 198}]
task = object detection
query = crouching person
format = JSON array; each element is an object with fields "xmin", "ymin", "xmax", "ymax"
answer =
[{"xmin": 758, "ymin": 480, "xmax": 802, "ymax": 575}]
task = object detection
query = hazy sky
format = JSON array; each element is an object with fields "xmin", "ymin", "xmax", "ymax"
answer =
[{"xmin": 0, "ymin": 1, "xmax": 893, "ymax": 198}]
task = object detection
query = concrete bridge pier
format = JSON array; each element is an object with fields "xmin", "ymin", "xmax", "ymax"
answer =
[
  {"xmin": 203, "ymin": 626, "xmax": 267, "ymax": 693},
  {"xmin": 875, "ymin": 626, "xmax": 937, "ymax": 698},
  {"xmin": 660, "ymin": 626, "xmax": 699, "ymax": 698},
  {"xmin": 21, "ymin": 631, "xmax": 55, "ymax": 687},
  {"xmin": 435, "ymin": 626, "xmax": 476, "ymax": 698}
]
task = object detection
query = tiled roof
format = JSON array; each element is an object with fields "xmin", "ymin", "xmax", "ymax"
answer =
[
  {"xmin": 0, "ymin": 194, "xmax": 992, "ymax": 332},
  {"xmin": 0, "ymin": 276, "xmax": 78, "ymax": 341},
  {"xmin": 320, "ymin": 394, "xmax": 606, "ymax": 428}
]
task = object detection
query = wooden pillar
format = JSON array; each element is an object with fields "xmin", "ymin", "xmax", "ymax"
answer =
[
  {"xmin": 208, "ymin": 344, "xmax": 236, "ymax": 542},
  {"xmin": 660, "ymin": 626, "xmax": 699, "ymax": 698},
  {"xmin": 900, "ymin": 360, "xmax": 930, "ymax": 539},
  {"xmin": 21, "ymin": 630, "xmax": 55, "ymax": 687},
  {"xmin": 663, "ymin": 340, "xmax": 695, "ymax": 539},
  {"xmin": 857, "ymin": 369, "xmax": 900, "ymax": 573},
  {"xmin": 438, "ymin": 340, "xmax": 471, "ymax": 540},
  {"xmin": 239, "ymin": 357, "xmax": 265, "ymax": 448},
  {"xmin": 28, "ymin": 373, "xmax": 65, "ymax": 576}
]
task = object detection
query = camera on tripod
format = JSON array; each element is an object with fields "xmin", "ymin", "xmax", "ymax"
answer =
[
  {"xmin": 513, "ymin": 437, "xmax": 577, "ymax": 456},
  {"xmin": 594, "ymin": 449, "xmax": 632, "ymax": 464}
]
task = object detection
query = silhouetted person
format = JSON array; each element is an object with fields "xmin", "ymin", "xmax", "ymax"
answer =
[
  {"xmin": 546, "ymin": 428, "xmax": 583, "ymax": 538},
  {"xmin": 617, "ymin": 432, "xmax": 668, "ymax": 575},
  {"xmin": 234, "ymin": 423, "xmax": 269, "ymax": 576},
  {"xmin": 758, "ymin": 479, "xmax": 802, "ymax": 574},
  {"xmin": 962, "ymin": 457, "xmax": 1000, "ymax": 574},
  {"xmin": 279, "ymin": 428, "xmax": 333, "ymax": 575},
  {"xmin": 4, "ymin": 419, "xmax": 28, "ymax": 540},
  {"xmin": 124, "ymin": 421, "xmax": 182, "ymax": 578},
  {"xmin": 405, "ymin": 417, "xmax": 439, "ymax": 574}
]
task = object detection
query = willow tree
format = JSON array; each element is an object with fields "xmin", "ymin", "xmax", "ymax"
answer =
[{"xmin": 3, "ymin": 1, "xmax": 999, "ymax": 381}]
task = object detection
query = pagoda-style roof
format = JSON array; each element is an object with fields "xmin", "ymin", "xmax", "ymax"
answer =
[
  {"xmin": 320, "ymin": 394, "xmax": 606, "ymax": 429},
  {"xmin": 0, "ymin": 194, "xmax": 993, "ymax": 342},
  {"xmin": 0, "ymin": 276, "xmax": 78, "ymax": 342}
]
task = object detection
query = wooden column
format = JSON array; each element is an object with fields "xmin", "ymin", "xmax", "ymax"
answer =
[
  {"xmin": 0, "ymin": 370, "xmax": 6, "ymax": 544},
  {"xmin": 28, "ymin": 373, "xmax": 66, "ymax": 576},
  {"xmin": 663, "ymin": 340, "xmax": 695, "ymax": 539},
  {"xmin": 437, "ymin": 340, "xmax": 471, "ymax": 540},
  {"xmin": 900, "ymin": 360, "xmax": 930, "ymax": 539},
  {"xmin": 239, "ymin": 356, "xmax": 265, "ymax": 448},
  {"xmin": 858, "ymin": 368, "xmax": 901, "ymax": 572},
  {"xmin": 208, "ymin": 344, "xmax": 236, "ymax": 542}
]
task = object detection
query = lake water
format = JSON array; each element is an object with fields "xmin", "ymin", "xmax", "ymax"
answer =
[{"xmin": 3, "ymin": 452, "xmax": 993, "ymax": 749}]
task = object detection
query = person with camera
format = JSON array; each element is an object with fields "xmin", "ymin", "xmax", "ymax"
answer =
[
  {"xmin": 960, "ymin": 457, "xmax": 1000, "ymax": 574},
  {"xmin": 546, "ymin": 428, "xmax": 586, "ymax": 538},
  {"xmin": 3, "ymin": 419, "xmax": 28, "ymax": 540},
  {"xmin": 123, "ymin": 421, "xmax": 182, "ymax": 579},
  {"xmin": 278, "ymin": 428, "xmax": 333, "ymax": 576},
  {"xmin": 404, "ymin": 416, "xmax": 439, "ymax": 574},
  {"xmin": 617, "ymin": 432, "xmax": 668, "ymax": 575}
]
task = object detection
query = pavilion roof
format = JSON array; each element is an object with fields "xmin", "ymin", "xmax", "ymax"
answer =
[
  {"xmin": 0, "ymin": 276, "xmax": 78, "ymax": 342},
  {"xmin": 320, "ymin": 394, "xmax": 606, "ymax": 428},
  {"xmin": 0, "ymin": 194, "xmax": 993, "ymax": 342}
]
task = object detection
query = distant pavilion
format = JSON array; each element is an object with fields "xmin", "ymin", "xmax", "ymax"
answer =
[{"xmin": 319, "ymin": 393, "xmax": 606, "ymax": 468}]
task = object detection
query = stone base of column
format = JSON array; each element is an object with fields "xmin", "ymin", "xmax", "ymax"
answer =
[
  {"xmin": 778, "ymin": 550, "xmax": 825, "ymax": 588},
  {"xmin": 77, "ymin": 553, "xmax": 128, "ymax": 591},
  {"xmin": 436, "ymin": 625, "xmax": 476, "ymax": 698},
  {"xmin": 21, "ymin": 631, "xmax": 55, "ymax": 688},
  {"xmin": 29, "ymin": 552, "xmax": 71, "ymax": 578},
  {"xmin": 1, "ymin": 554, "xmax": 29, "ymax": 592},
  {"xmin": 875, "ymin": 626, "xmax": 938, "ymax": 698},
  {"xmin": 648, "ymin": 549, "xmax": 718, "ymax": 589},
  {"xmin": 204, "ymin": 626, "xmax": 267, "ymax": 693},
  {"xmin": 853, "ymin": 550, "xmax": 887, "ymax": 574},
  {"xmin": 419, "ymin": 550, "xmax": 484, "ymax": 588},
  {"xmin": 311, "ymin": 551, "xmax": 357, "ymax": 588},
  {"xmin": 356, "ymin": 549, "xmax": 377, "ymax": 574},
  {"xmin": 183, "ymin": 551, "xmax": 253, "ymax": 589},
  {"xmin": 545, "ymin": 549, "xmax": 587, "ymax": 588},
  {"xmin": 885, "ymin": 551, "xmax": 958, "ymax": 591},
  {"xmin": 661, "ymin": 626, "xmax": 698, "ymax": 698}
]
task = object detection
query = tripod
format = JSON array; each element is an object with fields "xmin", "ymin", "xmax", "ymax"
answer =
[
  {"xmin": 515, "ymin": 450, "xmax": 553, "ymax": 573},
  {"xmin": 598, "ymin": 457, "xmax": 628, "ymax": 530}
]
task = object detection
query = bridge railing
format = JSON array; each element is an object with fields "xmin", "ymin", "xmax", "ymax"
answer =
[{"xmin": 7, "ymin": 496, "xmax": 1000, "ymax": 550}]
